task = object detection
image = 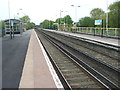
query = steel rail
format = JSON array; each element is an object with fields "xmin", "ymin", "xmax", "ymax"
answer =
[
  {"xmin": 47, "ymin": 30, "xmax": 120, "ymax": 60},
  {"xmin": 42, "ymin": 29, "xmax": 120, "ymax": 70},
  {"xmin": 44, "ymin": 30, "xmax": 120, "ymax": 50},
  {"xmin": 36, "ymin": 29, "xmax": 109, "ymax": 89},
  {"xmin": 39, "ymin": 30, "xmax": 119, "ymax": 89},
  {"xmin": 36, "ymin": 30, "xmax": 72, "ymax": 89}
]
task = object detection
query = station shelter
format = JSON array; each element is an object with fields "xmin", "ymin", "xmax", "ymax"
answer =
[{"xmin": 4, "ymin": 19, "xmax": 23, "ymax": 35}]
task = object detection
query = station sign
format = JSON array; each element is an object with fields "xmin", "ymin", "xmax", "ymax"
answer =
[{"xmin": 95, "ymin": 20, "xmax": 102, "ymax": 25}]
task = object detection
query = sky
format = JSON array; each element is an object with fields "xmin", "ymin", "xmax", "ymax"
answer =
[{"xmin": 0, "ymin": 0, "xmax": 118, "ymax": 25}]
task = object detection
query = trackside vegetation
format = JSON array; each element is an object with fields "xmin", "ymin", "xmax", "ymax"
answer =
[{"xmin": 40, "ymin": 1, "xmax": 120, "ymax": 29}]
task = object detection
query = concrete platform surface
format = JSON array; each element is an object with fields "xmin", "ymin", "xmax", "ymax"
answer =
[
  {"xmin": 19, "ymin": 30, "xmax": 63, "ymax": 88},
  {"xmin": 2, "ymin": 30, "xmax": 32, "ymax": 88}
]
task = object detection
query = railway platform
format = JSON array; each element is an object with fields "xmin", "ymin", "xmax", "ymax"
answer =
[
  {"xmin": 19, "ymin": 30, "xmax": 63, "ymax": 88},
  {"xmin": 2, "ymin": 30, "xmax": 32, "ymax": 88},
  {"xmin": 45, "ymin": 29, "xmax": 119, "ymax": 47}
]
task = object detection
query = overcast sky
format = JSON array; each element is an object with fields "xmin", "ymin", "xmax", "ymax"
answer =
[{"xmin": 0, "ymin": 0, "xmax": 118, "ymax": 25}]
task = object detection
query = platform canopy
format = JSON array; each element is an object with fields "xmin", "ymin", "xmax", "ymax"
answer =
[{"xmin": 4, "ymin": 19, "xmax": 23, "ymax": 34}]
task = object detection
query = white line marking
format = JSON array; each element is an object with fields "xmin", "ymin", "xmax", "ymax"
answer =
[{"xmin": 34, "ymin": 30, "xmax": 64, "ymax": 89}]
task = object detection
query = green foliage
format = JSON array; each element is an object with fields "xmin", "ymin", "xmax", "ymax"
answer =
[
  {"xmin": 100, "ymin": 13, "xmax": 107, "ymax": 27},
  {"xmin": 79, "ymin": 17, "xmax": 94, "ymax": 27},
  {"xmin": 108, "ymin": 1, "xmax": 120, "ymax": 11},
  {"xmin": 0, "ymin": 21, "xmax": 5, "ymax": 36},
  {"xmin": 63, "ymin": 15, "xmax": 73, "ymax": 27},
  {"xmin": 108, "ymin": 1, "xmax": 120, "ymax": 28},
  {"xmin": 39, "ymin": 1, "xmax": 120, "ymax": 29},
  {"xmin": 89, "ymin": 1, "xmax": 120, "ymax": 28},
  {"xmin": 20, "ymin": 15, "xmax": 30, "ymax": 23},
  {"xmin": 49, "ymin": 20, "xmax": 54, "ymax": 29},
  {"xmin": 39, "ymin": 22, "xmax": 43, "ymax": 28},
  {"xmin": 55, "ymin": 18, "xmax": 61, "ymax": 24},
  {"xmin": 90, "ymin": 8, "xmax": 105, "ymax": 19},
  {"xmin": 27, "ymin": 22, "xmax": 35, "ymax": 29},
  {"xmin": 41, "ymin": 19, "xmax": 49, "ymax": 29},
  {"xmin": 20, "ymin": 15, "xmax": 35, "ymax": 29},
  {"xmin": 40, "ymin": 19, "xmax": 54, "ymax": 29},
  {"xmin": 55, "ymin": 15, "xmax": 73, "ymax": 27}
]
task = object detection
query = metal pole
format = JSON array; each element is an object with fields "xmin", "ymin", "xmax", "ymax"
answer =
[
  {"xmin": 64, "ymin": 11, "xmax": 68, "ymax": 31},
  {"xmin": 8, "ymin": 0, "xmax": 12, "ymax": 39},
  {"xmin": 17, "ymin": 8, "xmax": 22, "ymax": 19},
  {"xmin": 59, "ymin": 10, "xmax": 61, "ymax": 31},
  {"xmin": 60, "ymin": 10, "xmax": 63, "ymax": 31},
  {"xmin": 63, "ymin": 11, "xmax": 65, "ymax": 31},
  {"xmin": 75, "ymin": 6, "xmax": 77, "ymax": 31},
  {"xmin": 75, "ymin": 6, "xmax": 77, "ymax": 23},
  {"xmin": 106, "ymin": 0, "xmax": 108, "ymax": 28},
  {"xmin": 12, "ymin": 23, "xmax": 14, "ymax": 38},
  {"xmin": 106, "ymin": 0, "xmax": 108, "ymax": 36},
  {"xmin": 76, "ymin": 6, "xmax": 80, "ymax": 31},
  {"xmin": 49, "ymin": 20, "xmax": 50, "ymax": 29},
  {"xmin": 71, "ymin": 5, "xmax": 80, "ymax": 31}
]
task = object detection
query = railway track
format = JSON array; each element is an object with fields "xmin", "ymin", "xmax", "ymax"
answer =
[
  {"xmin": 36, "ymin": 29, "xmax": 119, "ymax": 89},
  {"xmin": 35, "ymin": 29, "xmax": 108, "ymax": 89},
  {"xmin": 43, "ymin": 30, "xmax": 120, "ymax": 70}
]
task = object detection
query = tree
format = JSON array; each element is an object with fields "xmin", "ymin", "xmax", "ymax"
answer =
[
  {"xmin": 55, "ymin": 15, "xmax": 73, "ymax": 27},
  {"xmin": 27, "ymin": 22, "xmax": 35, "ymax": 29},
  {"xmin": 20, "ymin": 15, "xmax": 35, "ymax": 29},
  {"xmin": 40, "ymin": 20, "xmax": 55, "ymax": 29},
  {"xmin": 90, "ymin": 8, "xmax": 105, "ymax": 20},
  {"xmin": 108, "ymin": 1, "xmax": 120, "ymax": 28},
  {"xmin": 40, "ymin": 19, "xmax": 50, "ymax": 29},
  {"xmin": 79, "ymin": 17, "xmax": 94, "ymax": 27},
  {"xmin": 102, "ymin": 13, "xmax": 107, "ymax": 27},
  {"xmin": 40, "ymin": 22, "xmax": 43, "ymax": 28},
  {"xmin": 63, "ymin": 15, "xmax": 73, "ymax": 27},
  {"xmin": 20, "ymin": 15, "xmax": 30, "ymax": 23},
  {"xmin": 55, "ymin": 18, "xmax": 61, "ymax": 24},
  {"xmin": 49, "ymin": 20, "xmax": 54, "ymax": 29}
]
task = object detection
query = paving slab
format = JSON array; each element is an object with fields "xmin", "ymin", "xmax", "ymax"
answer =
[{"xmin": 19, "ymin": 30, "xmax": 63, "ymax": 88}]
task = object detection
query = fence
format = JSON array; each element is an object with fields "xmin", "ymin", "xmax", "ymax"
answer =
[{"xmin": 63, "ymin": 27, "xmax": 120, "ymax": 38}]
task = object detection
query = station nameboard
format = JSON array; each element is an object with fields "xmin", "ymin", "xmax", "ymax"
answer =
[{"xmin": 95, "ymin": 20, "xmax": 102, "ymax": 25}]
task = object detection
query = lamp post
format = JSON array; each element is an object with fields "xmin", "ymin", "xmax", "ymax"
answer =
[
  {"xmin": 71, "ymin": 5, "xmax": 80, "ymax": 26},
  {"xmin": 63, "ymin": 11, "xmax": 68, "ymax": 31},
  {"xmin": 18, "ymin": 9, "xmax": 27, "ymax": 32},
  {"xmin": 12, "ymin": 8, "xmax": 23, "ymax": 37},
  {"xmin": 49, "ymin": 19, "xmax": 51, "ymax": 29},
  {"xmin": 8, "ymin": 0, "xmax": 12, "ymax": 39},
  {"xmin": 59, "ymin": 10, "xmax": 63, "ymax": 30},
  {"xmin": 55, "ymin": 15, "xmax": 59, "ymax": 30},
  {"xmin": 16, "ymin": 8, "xmax": 23, "ymax": 19},
  {"xmin": 49, "ymin": 20, "xmax": 50, "ymax": 29},
  {"xmin": 106, "ymin": 0, "xmax": 108, "ymax": 36}
]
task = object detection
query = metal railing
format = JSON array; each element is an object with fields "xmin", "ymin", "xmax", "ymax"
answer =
[{"xmin": 63, "ymin": 27, "xmax": 120, "ymax": 38}]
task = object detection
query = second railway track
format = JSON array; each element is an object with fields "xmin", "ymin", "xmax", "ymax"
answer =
[
  {"xmin": 43, "ymin": 30, "xmax": 120, "ymax": 70},
  {"xmin": 36, "ymin": 29, "xmax": 119, "ymax": 89}
]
